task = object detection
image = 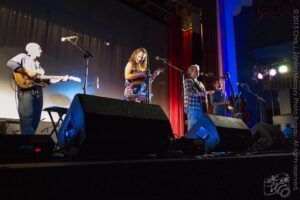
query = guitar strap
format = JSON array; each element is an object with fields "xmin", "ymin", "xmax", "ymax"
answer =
[
  {"xmin": 20, "ymin": 56, "xmax": 25, "ymax": 68},
  {"xmin": 191, "ymin": 79, "xmax": 204, "ymax": 93}
]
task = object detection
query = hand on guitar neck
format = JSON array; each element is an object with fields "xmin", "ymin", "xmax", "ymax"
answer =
[{"xmin": 49, "ymin": 75, "xmax": 73, "ymax": 84}]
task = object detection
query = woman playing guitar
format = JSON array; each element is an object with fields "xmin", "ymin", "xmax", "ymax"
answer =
[{"xmin": 123, "ymin": 48, "xmax": 164, "ymax": 103}]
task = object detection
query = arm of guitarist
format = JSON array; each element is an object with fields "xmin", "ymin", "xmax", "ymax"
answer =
[
  {"xmin": 7, "ymin": 60, "xmax": 38, "ymax": 78},
  {"xmin": 211, "ymin": 99, "xmax": 230, "ymax": 106},
  {"xmin": 48, "ymin": 75, "xmax": 69, "ymax": 84}
]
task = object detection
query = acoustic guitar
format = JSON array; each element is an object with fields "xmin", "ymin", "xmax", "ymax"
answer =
[{"xmin": 12, "ymin": 69, "xmax": 81, "ymax": 89}]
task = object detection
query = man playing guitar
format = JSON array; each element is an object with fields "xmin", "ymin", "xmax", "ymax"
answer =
[
  {"xmin": 184, "ymin": 64, "xmax": 220, "ymax": 151},
  {"xmin": 6, "ymin": 42, "xmax": 79, "ymax": 135}
]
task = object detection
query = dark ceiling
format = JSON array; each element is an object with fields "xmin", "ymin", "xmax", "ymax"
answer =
[{"xmin": 119, "ymin": 0, "xmax": 203, "ymax": 29}]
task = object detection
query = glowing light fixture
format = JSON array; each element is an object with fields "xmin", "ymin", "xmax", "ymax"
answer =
[
  {"xmin": 278, "ymin": 65, "xmax": 288, "ymax": 74},
  {"xmin": 257, "ymin": 72, "xmax": 264, "ymax": 80},
  {"xmin": 269, "ymin": 68, "xmax": 277, "ymax": 76}
]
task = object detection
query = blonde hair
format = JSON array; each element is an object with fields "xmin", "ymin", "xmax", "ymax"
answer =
[
  {"xmin": 187, "ymin": 64, "xmax": 200, "ymax": 76},
  {"xmin": 128, "ymin": 48, "xmax": 148, "ymax": 72}
]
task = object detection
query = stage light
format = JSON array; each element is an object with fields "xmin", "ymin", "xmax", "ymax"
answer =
[
  {"xmin": 257, "ymin": 72, "xmax": 264, "ymax": 80},
  {"xmin": 269, "ymin": 68, "xmax": 277, "ymax": 76},
  {"xmin": 278, "ymin": 65, "xmax": 288, "ymax": 74}
]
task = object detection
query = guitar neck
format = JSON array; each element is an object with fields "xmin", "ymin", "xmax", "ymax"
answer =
[
  {"xmin": 225, "ymin": 72, "xmax": 235, "ymax": 97},
  {"xmin": 229, "ymin": 83, "xmax": 235, "ymax": 97},
  {"xmin": 40, "ymin": 75, "xmax": 64, "ymax": 80}
]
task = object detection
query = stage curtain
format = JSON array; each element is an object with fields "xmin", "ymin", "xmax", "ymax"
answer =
[
  {"xmin": 201, "ymin": 0, "xmax": 219, "ymax": 90},
  {"xmin": 168, "ymin": 0, "xmax": 219, "ymax": 137},
  {"xmin": 168, "ymin": 16, "xmax": 192, "ymax": 138},
  {"xmin": 168, "ymin": 16, "xmax": 184, "ymax": 138},
  {"xmin": 182, "ymin": 29, "xmax": 193, "ymax": 70}
]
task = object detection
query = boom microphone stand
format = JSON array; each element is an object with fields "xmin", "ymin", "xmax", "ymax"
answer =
[
  {"xmin": 238, "ymin": 83, "xmax": 266, "ymax": 123},
  {"xmin": 159, "ymin": 59, "xmax": 187, "ymax": 134},
  {"xmin": 64, "ymin": 37, "xmax": 93, "ymax": 95},
  {"xmin": 146, "ymin": 55, "xmax": 151, "ymax": 104}
]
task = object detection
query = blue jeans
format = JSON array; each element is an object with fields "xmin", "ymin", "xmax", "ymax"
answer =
[
  {"xmin": 185, "ymin": 108, "xmax": 203, "ymax": 131},
  {"xmin": 185, "ymin": 108, "xmax": 209, "ymax": 140},
  {"xmin": 17, "ymin": 88, "xmax": 43, "ymax": 135},
  {"xmin": 185, "ymin": 108, "xmax": 220, "ymax": 151}
]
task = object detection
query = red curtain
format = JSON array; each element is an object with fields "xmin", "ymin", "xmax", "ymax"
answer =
[
  {"xmin": 168, "ymin": 0, "xmax": 218, "ymax": 137},
  {"xmin": 168, "ymin": 15, "xmax": 192, "ymax": 138},
  {"xmin": 182, "ymin": 29, "xmax": 193, "ymax": 70},
  {"xmin": 168, "ymin": 16, "xmax": 183, "ymax": 138}
]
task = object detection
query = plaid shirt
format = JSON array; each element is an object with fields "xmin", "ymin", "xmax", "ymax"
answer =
[{"xmin": 184, "ymin": 78, "xmax": 205, "ymax": 110}]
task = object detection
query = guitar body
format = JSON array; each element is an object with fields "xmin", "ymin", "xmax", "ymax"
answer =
[
  {"xmin": 12, "ymin": 72, "xmax": 48, "ymax": 89},
  {"xmin": 124, "ymin": 68, "xmax": 164, "ymax": 103},
  {"xmin": 238, "ymin": 97, "xmax": 251, "ymax": 124}
]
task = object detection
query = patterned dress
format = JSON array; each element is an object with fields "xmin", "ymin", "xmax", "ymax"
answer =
[{"xmin": 124, "ymin": 67, "xmax": 147, "ymax": 102}]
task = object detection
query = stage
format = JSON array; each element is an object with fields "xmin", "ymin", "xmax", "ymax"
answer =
[{"xmin": 0, "ymin": 151, "xmax": 298, "ymax": 200}]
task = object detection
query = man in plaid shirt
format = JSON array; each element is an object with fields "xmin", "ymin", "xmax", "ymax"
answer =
[
  {"xmin": 184, "ymin": 65, "xmax": 220, "ymax": 151},
  {"xmin": 184, "ymin": 64, "xmax": 207, "ymax": 131}
]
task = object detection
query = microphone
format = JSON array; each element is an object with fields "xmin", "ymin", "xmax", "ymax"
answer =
[
  {"xmin": 61, "ymin": 36, "xmax": 78, "ymax": 42},
  {"xmin": 156, "ymin": 56, "xmax": 168, "ymax": 61},
  {"xmin": 96, "ymin": 76, "xmax": 99, "ymax": 89}
]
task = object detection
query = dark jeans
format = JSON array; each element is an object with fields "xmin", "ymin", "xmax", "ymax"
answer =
[{"xmin": 17, "ymin": 87, "xmax": 43, "ymax": 135}]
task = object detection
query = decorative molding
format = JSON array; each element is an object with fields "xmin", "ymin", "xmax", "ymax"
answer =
[{"xmin": 254, "ymin": 0, "xmax": 294, "ymax": 20}]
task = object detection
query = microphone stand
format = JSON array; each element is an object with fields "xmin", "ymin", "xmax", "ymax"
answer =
[
  {"xmin": 239, "ymin": 84, "xmax": 266, "ymax": 123},
  {"xmin": 161, "ymin": 59, "xmax": 187, "ymax": 134},
  {"xmin": 65, "ymin": 39, "xmax": 93, "ymax": 95},
  {"xmin": 146, "ymin": 56, "xmax": 151, "ymax": 104}
]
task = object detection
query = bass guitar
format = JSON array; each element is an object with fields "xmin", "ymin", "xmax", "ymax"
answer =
[
  {"xmin": 13, "ymin": 69, "xmax": 81, "ymax": 89},
  {"xmin": 225, "ymin": 72, "xmax": 250, "ymax": 124}
]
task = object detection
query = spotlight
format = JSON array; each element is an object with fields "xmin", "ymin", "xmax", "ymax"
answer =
[
  {"xmin": 257, "ymin": 72, "xmax": 264, "ymax": 80},
  {"xmin": 278, "ymin": 65, "xmax": 288, "ymax": 74},
  {"xmin": 269, "ymin": 68, "xmax": 277, "ymax": 76}
]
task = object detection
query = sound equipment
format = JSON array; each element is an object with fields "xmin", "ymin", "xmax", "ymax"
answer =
[
  {"xmin": 0, "ymin": 134, "xmax": 54, "ymax": 159},
  {"xmin": 251, "ymin": 123, "xmax": 287, "ymax": 151},
  {"xmin": 57, "ymin": 94, "xmax": 173, "ymax": 157},
  {"xmin": 185, "ymin": 115, "xmax": 253, "ymax": 152}
]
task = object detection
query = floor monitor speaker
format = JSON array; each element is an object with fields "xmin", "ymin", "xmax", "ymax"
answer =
[
  {"xmin": 251, "ymin": 123, "xmax": 288, "ymax": 151},
  {"xmin": 185, "ymin": 115, "xmax": 253, "ymax": 152},
  {"xmin": 57, "ymin": 94, "xmax": 173, "ymax": 157}
]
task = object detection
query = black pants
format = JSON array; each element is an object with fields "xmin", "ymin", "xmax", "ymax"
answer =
[{"xmin": 17, "ymin": 87, "xmax": 43, "ymax": 135}]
